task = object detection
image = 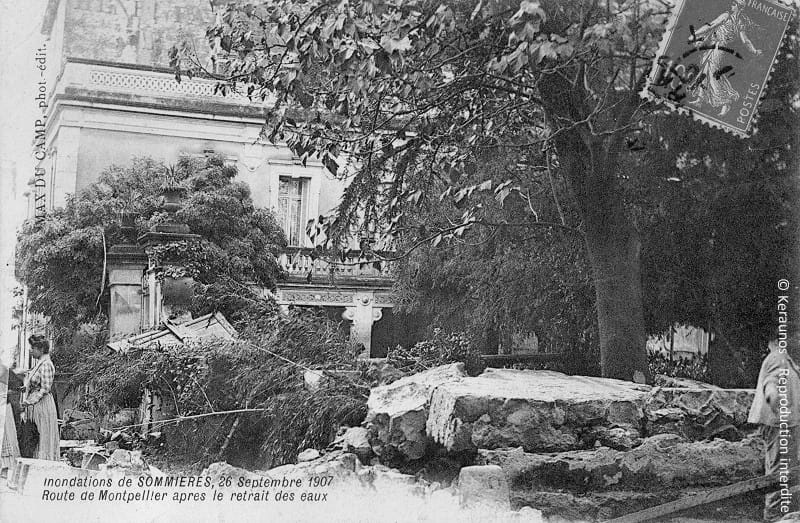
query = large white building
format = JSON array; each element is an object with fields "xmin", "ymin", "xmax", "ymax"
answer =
[{"xmin": 22, "ymin": 0, "xmax": 411, "ymax": 359}]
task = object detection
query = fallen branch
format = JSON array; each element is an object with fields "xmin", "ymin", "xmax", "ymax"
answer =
[
  {"xmin": 114, "ymin": 407, "xmax": 269, "ymax": 431},
  {"xmin": 216, "ymin": 415, "xmax": 241, "ymax": 461}
]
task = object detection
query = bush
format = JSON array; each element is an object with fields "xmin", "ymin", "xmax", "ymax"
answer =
[
  {"xmin": 648, "ymin": 351, "xmax": 710, "ymax": 383},
  {"xmin": 386, "ymin": 328, "xmax": 485, "ymax": 376}
]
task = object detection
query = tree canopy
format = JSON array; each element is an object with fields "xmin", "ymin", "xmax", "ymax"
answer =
[
  {"xmin": 175, "ymin": 0, "xmax": 798, "ymax": 381},
  {"xmin": 16, "ymin": 154, "xmax": 287, "ymax": 345}
]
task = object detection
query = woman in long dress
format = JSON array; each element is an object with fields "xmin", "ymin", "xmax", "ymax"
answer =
[
  {"xmin": 688, "ymin": 0, "xmax": 761, "ymax": 116},
  {"xmin": 21, "ymin": 335, "xmax": 60, "ymax": 461},
  {"xmin": 1, "ymin": 362, "xmax": 20, "ymax": 473}
]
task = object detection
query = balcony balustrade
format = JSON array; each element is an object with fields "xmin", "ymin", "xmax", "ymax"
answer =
[
  {"xmin": 277, "ymin": 247, "xmax": 393, "ymax": 284},
  {"xmin": 51, "ymin": 58, "xmax": 274, "ymax": 108}
]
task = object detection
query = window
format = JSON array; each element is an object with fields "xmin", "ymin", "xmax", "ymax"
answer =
[{"xmin": 278, "ymin": 177, "xmax": 307, "ymax": 246}]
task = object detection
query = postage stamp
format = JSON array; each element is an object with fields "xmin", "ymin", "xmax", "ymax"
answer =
[{"xmin": 641, "ymin": 0, "xmax": 795, "ymax": 137}]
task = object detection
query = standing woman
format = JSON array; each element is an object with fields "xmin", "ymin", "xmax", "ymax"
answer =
[
  {"xmin": 1, "ymin": 361, "xmax": 20, "ymax": 472},
  {"xmin": 22, "ymin": 335, "xmax": 59, "ymax": 460}
]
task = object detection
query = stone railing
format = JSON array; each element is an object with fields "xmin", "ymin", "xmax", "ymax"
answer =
[
  {"xmin": 52, "ymin": 59, "xmax": 274, "ymax": 107},
  {"xmin": 278, "ymin": 247, "xmax": 393, "ymax": 282}
]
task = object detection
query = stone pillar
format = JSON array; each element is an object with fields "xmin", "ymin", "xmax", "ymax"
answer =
[
  {"xmin": 342, "ymin": 292, "xmax": 382, "ymax": 357},
  {"xmin": 107, "ymin": 244, "xmax": 148, "ymax": 341},
  {"xmin": 138, "ymin": 177, "xmax": 200, "ymax": 327}
]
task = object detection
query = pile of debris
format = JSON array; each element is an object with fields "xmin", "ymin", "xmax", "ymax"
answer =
[
  {"xmin": 60, "ymin": 408, "xmax": 162, "ymax": 472},
  {"xmin": 6, "ymin": 363, "xmax": 765, "ymax": 521},
  {"xmin": 358, "ymin": 364, "xmax": 763, "ymax": 520}
]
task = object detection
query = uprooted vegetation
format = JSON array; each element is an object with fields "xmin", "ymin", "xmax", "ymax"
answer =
[{"xmin": 71, "ymin": 310, "xmax": 369, "ymax": 470}]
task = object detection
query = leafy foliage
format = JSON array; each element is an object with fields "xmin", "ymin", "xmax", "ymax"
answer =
[
  {"xmin": 73, "ymin": 310, "xmax": 366, "ymax": 469},
  {"xmin": 387, "ymin": 328, "xmax": 483, "ymax": 375},
  {"xmin": 173, "ymin": 1, "xmax": 797, "ymax": 381},
  {"xmin": 16, "ymin": 155, "xmax": 287, "ymax": 349},
  {"xmin": 390, "ymin": 147, "xmax": 597, "ymax": 363},
  {"xmin": 176, "ymin": 0, "xmax": 666, "ymax": 242},
  {"xmin": 648, "ymin": 352, "xmax": 710, "ymax": 384},
  {"xmin": 173, "ymin": 0, "xmax": 675, "ymax": 381}
]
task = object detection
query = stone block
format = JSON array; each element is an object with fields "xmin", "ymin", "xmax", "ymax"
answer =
[
  {"xmin": 479, "ymin": 433, "xmax": 763, "ymax": 491},
  {"xmin": 426, "ymin": 369, "xmax": 650, "ymax": 453},
  {"xmin": 366, "ymin": 363, "xmax": 466, "ymax": 461},
  {"xmin": 457, "ymin": 464, "xmax": 511, "ymax": 511},
  {"xmin": 341, "ymin": 427, "xmax": 373, "ymax": 463},
  {"xmin": 106, "ymin": 449, "xmax": 145, "ymax": 473}
]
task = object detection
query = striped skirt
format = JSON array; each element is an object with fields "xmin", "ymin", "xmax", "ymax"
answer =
[
  {"xmin": 31, "ymin": 393, "xmax": 59, "ymax": 461},
  {"xmin": 1, "ymin": 403, "xmax": 20, "ymax": 470}
]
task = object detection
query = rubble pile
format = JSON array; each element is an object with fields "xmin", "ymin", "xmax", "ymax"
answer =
[
  {"xmin": 358, "ymin": 365, "xmax": 761, "ymax": 520},
  {"xmin": 22, "ymin": 364, "xmax": 760, "ymax": 521}
]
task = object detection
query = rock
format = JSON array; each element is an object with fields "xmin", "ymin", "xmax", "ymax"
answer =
[
  {"xmin": 585, "ymin": 426, "xmax": 643, "ymax": 451},
  {"xmin": 105, "ymin": 441, "xmax": 119, "ymax": 452},
  {"xmin": 645, "ymin": 387, "xmax": 754, "ymax": 440},
  {"xmin": 426, "ymin": 369, "xmax": 650, "ymax": 453},
  {"xmin": 479, "ymin": 434, "xmax": 763, "ymax": 491},
  {"xmin": 364, "ymin": 360, "xmax": 404, "ymax": 386},
  {"xmin": 105, "ymin": 449, "xmax": 145, "ymax": 473},
  {"xmin": 341, "ymin": 427, "xmax": 373, "ymax": 463},
  {"xmin": 297, "ymin": 448, "xmax": 320, "ymax": 462},
  {"xmin": 366, "ymin": 363, "xmax": 466, "ymax": 461},
  {"xmin": 645, "ymin": 407, "xmax": 689, "ymax": 438},
  {"xmin": 457, "ymin": 465, "xmax": 511, "ymax": 511},
  {"xmin": 81, "ymin": 452, "xmax": 107, "ymax": 471}
]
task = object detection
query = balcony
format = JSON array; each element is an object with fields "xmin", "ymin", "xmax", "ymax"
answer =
[{"xmin": 277, "ymin": 247, "xmax": 393, "ymax": 286}]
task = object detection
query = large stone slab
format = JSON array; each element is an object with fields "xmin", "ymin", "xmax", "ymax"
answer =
[
  {"xmin": 479, "ymin": 433, "xmax": 763, "ymax": 491},
  {"xmin": 426, "ymin": 369, "xmax": 651, "ymax": 453},
  {"xmin": 366, "ymin": 363, "xmax": 467, "ymax": 461}
]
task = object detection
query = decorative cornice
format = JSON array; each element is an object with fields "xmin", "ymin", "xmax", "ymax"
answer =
[{"xmin": 274, "ymin": 286, "xmax": 395, "ymax": 307}]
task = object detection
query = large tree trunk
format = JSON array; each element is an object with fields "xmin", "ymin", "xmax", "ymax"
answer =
[
  {"xmin": 582, "ymin": 181, "xmax": 650, "ymax": 382},
  {"xmin": 539, "ymin": 72, "xmax": 651, "ymax": 382},
  {"xmin": 548, "ymin": 127, "xmax": 650, "ymax": 381}
]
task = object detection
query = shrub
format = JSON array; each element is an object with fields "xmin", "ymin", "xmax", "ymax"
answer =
[
  {"xmin": 386, "ymin": 328, "xmax": 484, "ymax": 376},
  {"xmin": 648, "ymin": 351, "xmax": 710, "ymax": 383}
]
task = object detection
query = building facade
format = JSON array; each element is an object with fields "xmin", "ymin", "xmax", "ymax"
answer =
[{"xmin": 29, "ymin": 0, "xmax": 404, "ymax": 357}]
